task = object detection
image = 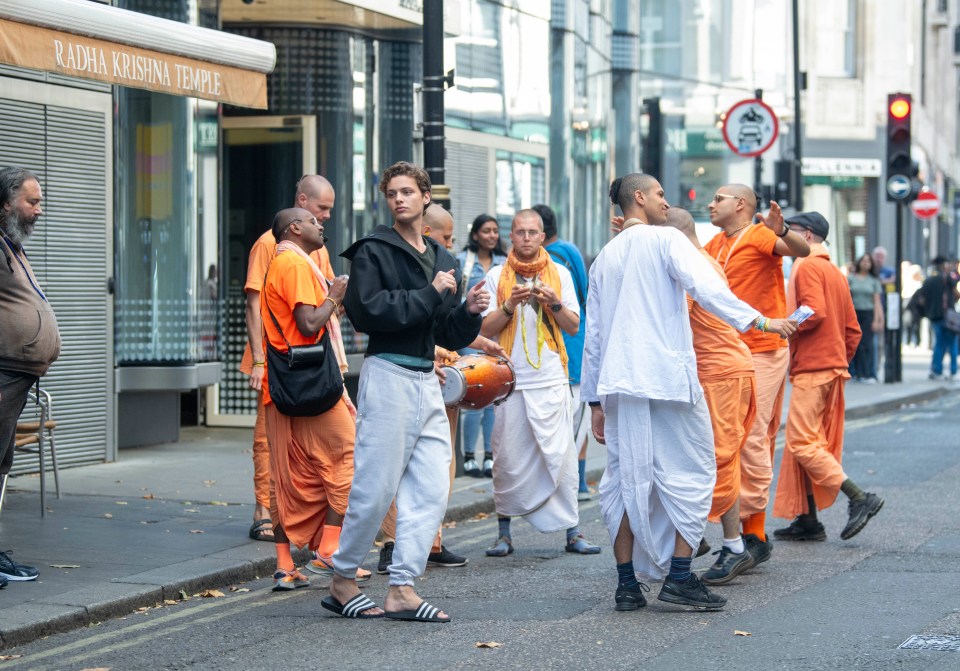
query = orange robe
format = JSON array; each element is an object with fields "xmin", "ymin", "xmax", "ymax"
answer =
[
  {"xmin": 687, "ymin": 251, "xmax": 757, "ymax": 522},
  {"xmin": 240, "ymin": 229, "xmax": 334, "ymax": 508},
  {"xmin": 773, "ymin": 244, "xmax": 861, "ymax": 519},
  {"xmin": 261, "ymin": 250, "xmax": 353, "ymax": 548}
]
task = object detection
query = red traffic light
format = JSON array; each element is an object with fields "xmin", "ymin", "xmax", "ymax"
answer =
[{"xmin": 889, "ymin": 97, "xmax": 911, "ymax": 119}]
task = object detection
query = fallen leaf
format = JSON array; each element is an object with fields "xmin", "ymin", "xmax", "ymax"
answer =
[
  {"xmin": 475, "ymin": 642, "xmax": 502, "ymax": 649},
  {"xmin": 203, "ymin": 480, "xmax": 216, "ymax": 487},
  {"xmin": 179, "ymin": 589, "xmax": 190, "ymax": 600},
  {"xmin": 115, "ymin": 501, "xmax": 128, "ymax": 505},
  {"xmin": 103, "ymin": 513, "xmax": 113, "ymax": 519},
  {"xmin": 229, "ymin": 586, "xmax": 251, "ymax": 593},
  {"xmin": 163, "ymin": 600, "xmax": 177, "ymax": 605},
  {"xmin": 209, "ymin": 501, "xmax": 228, "ymax": 506},
  {"xmin": 143, "ymin": 494, "xmax": 155, "ymax": 500},
  {"xmin": 0, "ymin": 655, "xmax": 23, "ymax": 660},
  {"xmin": 183, "ymin": 501, "xmax": 192, "ymax": 505},
  {"xmin": 137, "ymin": 607, "xmax": 148, "ymax": 611},
  {"xmin": 189, "ymin": 530, "xmax": 205, "ymax": 534},
  {"xmin": 442, "ymin": 521, "xmax": 457, "ymax": 529},
  {"xmin": 471, "ymin": 512, "xmax": 490, "ymax": 521},
  {"xmin": 50, "ymin": 564, "xmax": 81, "ymax": 569},
  {"xmin": 734, "ymin": 630, "xmax": 752, "ymax": 637},
  {"xmin": 199, "ymin": 589, "xmax": 225, "ymax": 598}
]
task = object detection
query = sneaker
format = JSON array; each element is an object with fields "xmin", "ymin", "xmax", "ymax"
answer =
[
  {"xmin": 463, "ymin": 458, "xmax": 482, "ymax": 478},
  {"xmin": 743, "ymin": 533, "xmax": 772, "ymax": 565},
  {"xmin": 427, "ymin": 545, "xmax": 468, "ymax": 568},
  {"xmin": 485, "ymin": 535, "xmax": 514, "ymax": 557},
  {"xmin": 0, "ymin": 551, "xmax": 39, "ymax": 582},
  {"xmin": 0, "ymin": 575, "xmax": 7, "ymax": 589},
  {"xmin": 577, "ymin": 489, "xmax": 593, "ymax": 502},
  {"xmin": 841, "ymin": 493, "xmax": 884, "ymax": 540},
  {"xmin": 614, "ymin": 582, "xmax": 650, "ymax": 611},
  {"xmin": 377, "ymin": 541, "xmax": 394, "ymax": 575},
  {"xmin": 657, "ymin": 573, "xmax": 726, "ymax": 610},
  {"xmin": 929, "ymin": 372, "xmax": 946, "ymax": 381},
  {"xmin": 483, "ymin": 457, "xmax": 494, "ymax": 478},
  {"xmin": 305, "ymin": 552, "xmax": 371, "ymax": 582},
  {"xmin": 862, "ymin": 377, "xmax": 877, "ymax": 384},
  {"xmin": 695, "ymin": 538, "xmax": 711, "ymax": 558},
  {"xmin": 272, "ymin": 568, "xmax": 309, "ymax": 591},
  {"xmin": 565, "ymin": 533, "xmax": 602, "ymax": 554},
  {"xmin": 701, "ymin": 546, "xmax": 756, "ymax": 585},
  {"xmin": 773, "ymin": 516, "xmax": 827, "ymax": 541}
]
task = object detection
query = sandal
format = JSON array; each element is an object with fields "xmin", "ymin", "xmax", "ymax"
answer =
[
  {"xmin": 565, "ymin": 533, "xmax": 602, "ymax": 555},
  {"xmin": 249, "ymin": 518, "xmax": 275, "ymax": 542},
  {"xmin": 321, "ymin": 593, "xmax": 383, "ymax": 619},
  {"xmin": 384, "ymin": 600, "xmax": 451, "ymax": 623}
]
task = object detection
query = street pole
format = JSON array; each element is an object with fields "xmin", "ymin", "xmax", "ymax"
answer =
[
  {"xmin": 885, "ymin": 202, "xmax": 904, "ymax": 383},
  {"xmin": 754, "ymin": 88, "xmax": 763, "ymax": 203},
  {"xmin": 791, "ymin": 0, "xmax": 804, "ymax": 210},
  {"xmin": 422, "ymin": 0, "xmax": 450, "ymax": 209}
]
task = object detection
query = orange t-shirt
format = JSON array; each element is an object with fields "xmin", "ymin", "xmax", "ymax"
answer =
[
  {"xmin": 239, "ymin": 229, "xmax": 334, "ymax": 375},
  {"xmin": 259, "ymin": 251, "xmax": 330, "ymax": 406},
  {"xmin": 687, "ymin": 251, "xmax": 755, "ymax": 382},
  {"xmin": 703, "ymin": 223, "xmax": 786, "ymax": 353}
]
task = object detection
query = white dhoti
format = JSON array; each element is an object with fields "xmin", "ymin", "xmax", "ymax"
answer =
[
  {"xmin": 490, "ymin": 384, "xmax": 579, "ymax": 533},
  {"xmin": 598, "ymin": 393, "xmax": 716, "ymax": 580}
]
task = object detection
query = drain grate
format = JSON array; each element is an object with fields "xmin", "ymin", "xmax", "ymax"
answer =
[{"xmin": 898, "ymin": 635, "xmax": 960, "ymax": 652}]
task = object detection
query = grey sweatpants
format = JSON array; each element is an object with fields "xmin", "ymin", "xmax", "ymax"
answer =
[{"xmin": 333, "ymin": 357, "xmax": 451, "ymax": 586}]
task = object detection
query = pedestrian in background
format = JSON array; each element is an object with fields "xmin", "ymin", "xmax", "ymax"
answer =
[
  {"xmin": 773, "ymin": 212, "xmax": 884, "ymax": 542},
  {"xmin": 456, "ymin": 214, "xmax": 507, "ymax": 478},
  {"xmin": 918, "ymin": 256, "xmax": 960, "ymax": 380},
  {"xmin": 0, "ymin": 167, "xmax": 60, "ymax": 588},
  {"xmin": 847, "ymin": 253, "xmax": 884, "ymax": 383},
  {"xmin": 535, "ymin": 203, "xmax": 593, "ymax": 502}
]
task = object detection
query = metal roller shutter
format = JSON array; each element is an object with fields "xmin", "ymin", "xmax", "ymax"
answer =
[
  {"xmin": 446, "ymin": 141, "xmax": 492, "ymax": 250},
  {"xmin": 1, "ymin": 96, "xmax": 111, "ymax": 474}
]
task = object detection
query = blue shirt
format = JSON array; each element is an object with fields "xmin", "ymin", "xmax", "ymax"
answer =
[
  {"xmin": 546, "ymin": 239, "xmax": 588, "ymax": 384},
  {"xmin": 455, "ymin": 250, "xmax": 507, "ymax": 292}
]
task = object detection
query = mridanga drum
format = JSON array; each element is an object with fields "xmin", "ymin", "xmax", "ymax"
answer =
[{"xmin": 440, "ymin": 354, "xmax": 516, "ymax": 409}]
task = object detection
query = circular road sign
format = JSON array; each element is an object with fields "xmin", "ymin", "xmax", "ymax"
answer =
[
  {"xmin": 911, "ymin": 188, "xmax": 940, "ymax": 220},
  {"xmin": 722, "ymin": 99, "xmax": 779, "ymax": 157},
  {"xmin": 886, "ymin": 175, "xmax": 912, "ymax": 201}
]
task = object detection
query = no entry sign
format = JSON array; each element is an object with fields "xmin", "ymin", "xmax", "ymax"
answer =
[
  {"xmin": 911, "ymin": 189, "xmax": 940, "ymax": 220},
  {"xmin": 722, "ymin": 99, "xmax": 779, "ymax": 157}
]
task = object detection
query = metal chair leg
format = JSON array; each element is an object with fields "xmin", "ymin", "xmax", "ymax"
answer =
[
  {"xmin": 50, "ymin": 428, "xmax": 61, "ymax": 499},
  {"xmin": 37, "ymin": 402, "xmax": 46, "ymax": 517}
]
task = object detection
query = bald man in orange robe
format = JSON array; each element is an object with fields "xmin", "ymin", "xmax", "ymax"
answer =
[
  {"xmin": 661, "ymin": 209, "xmax": 758, "ymax": 585},
  {"xmin": 772, "ymin": 212, "xmax": 883, "ymax": 542}
]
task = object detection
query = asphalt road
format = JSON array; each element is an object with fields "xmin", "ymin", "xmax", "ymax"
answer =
[{"xmin": 4, "ymin": 394, "xmax": 960, "ymax": 671}]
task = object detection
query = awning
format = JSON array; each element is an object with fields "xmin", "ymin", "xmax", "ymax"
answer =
[{"xmin": 0, "ymin": 0, "xmax": 276, "ymax": 109}]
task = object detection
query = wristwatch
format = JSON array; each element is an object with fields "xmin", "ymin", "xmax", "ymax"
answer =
[{"xmin": 550, "ymin": 302, "xmax": 562, "ymax": 313}]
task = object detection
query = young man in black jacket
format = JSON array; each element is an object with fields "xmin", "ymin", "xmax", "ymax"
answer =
[{"xmin": 325, "ymin": 162, "xmax": 489, "ymax": 622}]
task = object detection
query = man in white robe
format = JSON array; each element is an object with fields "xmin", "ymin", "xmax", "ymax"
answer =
[
  {"xmin": 582, "ymin": 173, "xmax": 796, "ymax": 611},
  {"xmin": 480, "ymin": 210, "xmax": 601, "ymax": 556}
]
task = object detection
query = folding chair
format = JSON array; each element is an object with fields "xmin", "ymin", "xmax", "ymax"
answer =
[{"xmin": 0, "ymin": 389, "xmax": 61, "ymax": 517}]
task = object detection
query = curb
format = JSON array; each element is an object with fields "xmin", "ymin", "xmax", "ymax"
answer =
[{"xmin": 843, "ymin": 387, "xmax": 950, "ymax": 421}]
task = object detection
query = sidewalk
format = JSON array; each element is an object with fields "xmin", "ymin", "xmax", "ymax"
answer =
[{"xmin": 0, "ymin": 349, "xmax": 951, "ymax": 648}]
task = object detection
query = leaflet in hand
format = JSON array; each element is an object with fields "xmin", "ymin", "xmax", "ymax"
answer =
[{"xmin": 788, "ymin": 305, "xmax": 814, "ymax": 324}]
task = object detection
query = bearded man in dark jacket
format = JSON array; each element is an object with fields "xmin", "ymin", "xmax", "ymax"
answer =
[{"xmin": 324, "ymin": 162, "xmax": 489, "ymax": 622}]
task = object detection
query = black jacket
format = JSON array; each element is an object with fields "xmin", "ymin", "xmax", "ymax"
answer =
[{"xmin": 341, "ymin": 225, "xmax": 482, "ymax": 360}]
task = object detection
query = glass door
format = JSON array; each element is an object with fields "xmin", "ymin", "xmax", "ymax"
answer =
[{"xmin": 207, "ymin": 115, "xmax": 316, "ymax": 426}]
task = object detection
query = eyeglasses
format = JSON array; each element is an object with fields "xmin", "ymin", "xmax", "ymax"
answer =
[
  {"xmin": 277, "ymin": 217, "xmax": 320, "ymax": 238},
  {"xmin": 513, "ymin": 230, "xmax": 542, "ymax": 239},
  {"xmin": 713, "ymin": 193, "xmax": 742, "ymax": 203}
]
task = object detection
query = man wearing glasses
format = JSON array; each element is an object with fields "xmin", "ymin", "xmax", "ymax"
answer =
[
  {"xmin": 479, "ymin": 210, "xmax": 601, "ymax": 559},
  {"xmin": 703, "ymin": 185, "xmax": 810, "ymax": 567}
]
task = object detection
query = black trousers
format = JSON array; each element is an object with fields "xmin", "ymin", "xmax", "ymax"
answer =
[{"xmin": 0, "ymin": 370, "xmax": 39, "ymax": 475}]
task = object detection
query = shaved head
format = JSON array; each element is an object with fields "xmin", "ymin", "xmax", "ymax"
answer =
[
  {"xmin": 272, "ymin": 207, "xmax": 310, "ymax": 242},
  {"xmin": 662, "ymin": 208, "xmax": 700, "ymax": 248},
  {"xmin": 722, "ymin": 184, "xmax": 758, "ymax": 215},
  {"xmin": 423, "ymin": 204, "xmax": 455, "ymax": 249},
  {"xmin": 512, "ymin": 209, "xmax": 543, "ymax": 231},
  {"xmin": 609, "ymin": 173, "xmax": 660, "ymax": 214},
  {"xmin": 295, "ymin": 175, "xmax": 332, "ymax": 200}
]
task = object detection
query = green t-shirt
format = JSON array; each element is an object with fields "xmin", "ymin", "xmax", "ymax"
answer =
[
  {"xmin": 399, "ymin": 236, "xmax": 437, "ymax": 281},
  {"xmin": 848, "ymin": 273, "xmax": 882, "ymax": 311}
]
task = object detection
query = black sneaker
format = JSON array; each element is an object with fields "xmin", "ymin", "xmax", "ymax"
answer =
[
  {"xmin": 773, "ymin": 516, "xmax": 827, "ymax": 541},
  {"xmin": 377, "ymin": 541, "xmax": 394, "ymax": 575},
  {"xmin": 614, "ymin": 582, "xmax": 650, "ymax": 611},
  {"xmin": 0, "ymin": 574, "xmax": 7, "ymax": 589},
  {"xmin": 841, "ymin": 493, "xmax": 884, "ymax": 540},
  {"xmin": 427, "ymin": 545, "xmax": 468, "ymax": 568},
  {"xmin": 0, "ymin": 551, "xmax": 39, "ymax": 582},
  {"xmin": 483, "ymin": 457, "xmax": 494, "ymax": 478},
  {"xmin": 701, "ymin": 546, "xmax": 756, "ymax": 585},
  {"xmin": 657, "ymin": 573, "xmax": 726, "ymax": 610},
  {"xmin": 743, "ymin": 533, "xmax": 772, "ymax": 565},
  {"xmin": 463, "ymin": 457, "xmax": 482, "ymax": 478}
]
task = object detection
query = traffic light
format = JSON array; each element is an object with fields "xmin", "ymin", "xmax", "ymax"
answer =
[
  {"xmin": 886, "ymin": 93, "xmax": 912, "ymax": 186},
  {"xmin": 774, "ymin": 159, "xmax": 794, "ymax": 208},
  {"xmin": 641, "ymin": 97, "xmax": 663, "ymax": 178}
]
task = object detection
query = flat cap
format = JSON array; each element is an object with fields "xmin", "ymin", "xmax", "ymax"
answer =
[{"xmin": 785, "ymin": 211, "xmax": 829, "ymax": 240}]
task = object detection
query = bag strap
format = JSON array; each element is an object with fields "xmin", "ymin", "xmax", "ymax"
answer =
[{"xmin": 461, "ymin": 250, "xmax": 477, "ymax": 295}]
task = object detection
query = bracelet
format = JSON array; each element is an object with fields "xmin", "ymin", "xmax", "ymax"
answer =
[
  {"xmin": 754, "ymin": 316, "xmax": 768, "ymax": 332},
  {"xmin": 323, "ymin": 296, "xmax": 339, "ymax": 310},
  {"xmin": 501, "ymin": 303, "xmax": 515, "ymax": 317},
  {"xmin": 252, "ymin": 361, "xmax": 265, "ymax": 367},
  {"xmin": 777, "ymin": 226, "xmax": 790, "ymax": 238}
]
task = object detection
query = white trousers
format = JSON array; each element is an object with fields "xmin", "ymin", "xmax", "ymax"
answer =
[
  {"xmin": 491, "ymin": 384, "xmax": 579, "ymax": 533},
  {"xmin": 333, "ymin": 357, "xmax": 451, "ymax": 586},
  {"xmin": 598, "ymin": 393, "xmax": 716, "ymax": 580}
]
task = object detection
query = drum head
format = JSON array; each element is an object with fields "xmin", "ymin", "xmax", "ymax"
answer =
[{"xmin": 440, "ymin": 368, "xmax": 466, "ymax": 406}]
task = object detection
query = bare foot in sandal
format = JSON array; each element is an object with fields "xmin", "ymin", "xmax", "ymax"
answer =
[
  {"xmin": 384, "ymin": 585, "xmax": 450, "ymax": 622},
  {"xmin": 329, "ymin": 574, "xmax": 384, "ymax": 617}
]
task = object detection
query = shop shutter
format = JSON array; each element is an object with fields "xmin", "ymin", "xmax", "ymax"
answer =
[
  {"xmin": 0, "ymin": 97, "xmax": 111, "ymax": 473},
  {"xmin": 446, "ymin": 141, "xmax": 491, "ymax": 250}
]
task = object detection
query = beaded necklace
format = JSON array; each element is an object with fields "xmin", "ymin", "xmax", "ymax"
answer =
[{"xmin": 519, "ymin": 299, "xmax": 545, "ymax": 369}]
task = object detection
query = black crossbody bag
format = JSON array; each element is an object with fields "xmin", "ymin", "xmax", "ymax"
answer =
[{"xmin": 263, "ymin": 264, "xmax": 344, "ymax": 416}]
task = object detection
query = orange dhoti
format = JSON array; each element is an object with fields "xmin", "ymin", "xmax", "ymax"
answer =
[
  {"xmin": 252, "ymin": 390, "xmax": 270, "ymax": 508},
  {"xmin": 703, "ymin": 375, "xmax": 757, "ymax": 523},
  {"xmin": 773, "ymin": 370, "xmax": 848, "ymax": 519},
  {"xmin": 739, "ymin": 347, "xmax": 788, "ymax": 518},
  {"xmin": 264, "ymin": 399, "xmax": 355, "ymax": 549}
]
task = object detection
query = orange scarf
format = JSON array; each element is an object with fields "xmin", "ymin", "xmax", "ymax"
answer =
[{"xmin": 496, "ymin": 248, "xmax": 568, "ymax": 374}]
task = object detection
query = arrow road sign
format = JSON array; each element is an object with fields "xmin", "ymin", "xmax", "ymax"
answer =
[{"xmin": 886, "ymin": 175, "xmax": 912, "ymax": 201}]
